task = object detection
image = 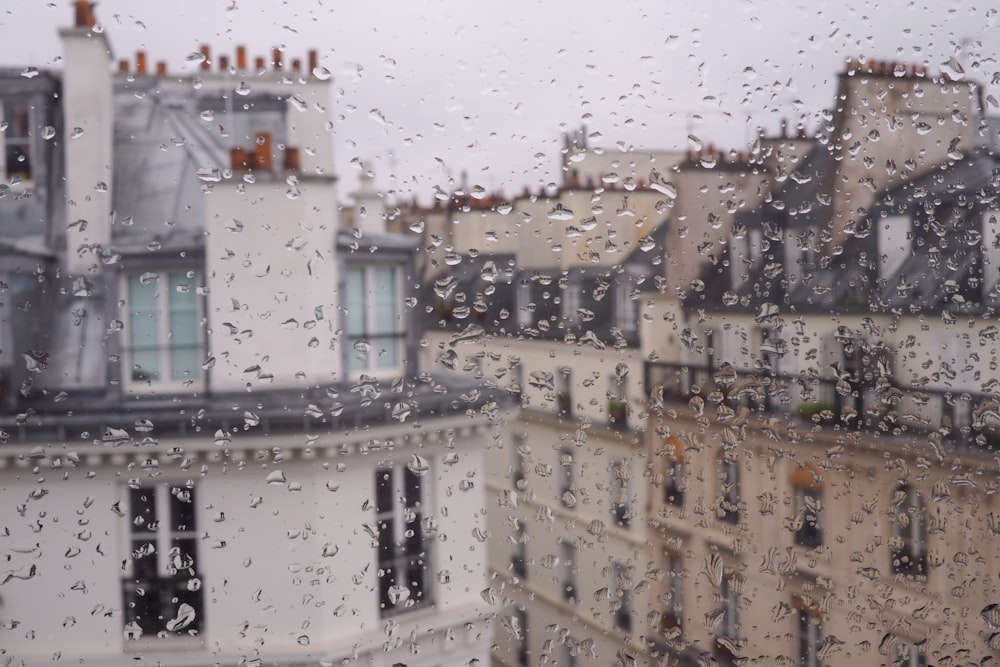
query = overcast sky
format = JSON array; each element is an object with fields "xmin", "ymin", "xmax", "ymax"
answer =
[{"xmin": 2, "ymin": 0, "xmax": 999, "ymax": 203}]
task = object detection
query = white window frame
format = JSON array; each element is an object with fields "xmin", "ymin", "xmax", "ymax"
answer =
[
  {"xmin": 122, "ymin": 482, "xmax": 202, "ymax": 641},
  {"xmin": 345, "ymin": 263, "xmax": 404, "ymax": 379},
  {"xmin": 375, "ymin": 461, "xmax": 432, "ymax": 617},
  {"xmin": 120, "ymin": 270, "xmax": 204, "ymax": 394}
]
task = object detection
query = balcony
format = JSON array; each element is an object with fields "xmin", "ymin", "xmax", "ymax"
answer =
[{"xmin": 644, "ymin": 361, "xmax": 1000, "ymax": 454}]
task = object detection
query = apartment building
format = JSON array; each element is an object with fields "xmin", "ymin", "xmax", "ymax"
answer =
[
  {"xmin": 0, "ymin": 4, "xmax": 496, "ymax": 666},
  {"xmin": 417, "ymin": 57, "xmax": 1000, "ymax": 666}
]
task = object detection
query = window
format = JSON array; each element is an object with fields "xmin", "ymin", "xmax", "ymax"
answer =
[
  {"xmin": 716, "ymin": 570, "xmax": 740, "ymax": 656},
  {"xmin": 556, "ymin": 367, "xmax": 572, "ymax": 417},
  {"xmin": 125, "ymin": 271, "xmax": 202, "ymax": 389},
  {"xmin": 514, "ymin": 607, "xmax": 529, "ymax": 666},
  {"xmin": 663, "ymin": 437, "xmax": 684, "ymax": 507},
  {"xmin": 562, "ymin": 281, "xmax": 580, "ymax": 324},
  {"xmin": 608, "ymin": 375, "xmax": 628, "ymax": 431},
  {"xmin": 517, "ymin": 279, "xmax": 532, "ymax": 329},
  {"xmin": 375, "ymin": 464, "xmax": 430, "ymax": 616},
  {"xmin": 791, "ymin": 466, "xmax": 823, "ymax": 548},
  {"xmin": 122, "ymin": 484, "xmax": 202, "ymax": 639},
  {"xmin": 614, "ymin": 282, "xmax": 637, "ymax": 333},
  {"xmin": 2, "ymin": 97, "xmax": 33, "ymax": 180},
  {"xmin": 346, "ymin": 264, "xmax": 403, "ymax": 374},
  {"xmin": 718, "ymin": 453, "xmax": 740, "ymax": 524},
  {"xmin": 558, "ymin": 447, "xmax": 574, "ymax": 507},
  {"xmin": 560, "ymin": 541, "xmax": 576, "ymax": 604},
  {"xmin": 511, "ymin": 434, "xmax": 527, "ymax": 490},
  {"xmin": 559, "ymin": 636, "xmax": 578, "ymax": 667},
  {"xmin": 610, "ymin": 459, "xmax": 630, "ymax": 527},
  {"xmin": 795, "ymin": 603, "xmax": 822, "ymax": 667},
  {"xmin": 661, "ymin": 552, "xmax": 684, "ymax": 634},
  {"xmin": 511, "ymin": 519, "xmax": 527, "ymax": 579},
  {"xmin": 890, "ymin": 484, "xmax": 927, "ymax": 578},
  {"xmin": 793, "ymin": 487, "xmax": 823, "ymax": 548},
  {"xmin": 892, "ymin": 640, "xmax": 926, "ymax": 667},
  {"xmin": 611, "ymin": 560, "xmax": 631, "ymax": 633}
]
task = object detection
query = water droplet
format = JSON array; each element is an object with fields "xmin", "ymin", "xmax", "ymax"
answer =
[
  {"xmin": 41, "ymin": 126, "xmax": 56, "ymax": 140},
  {"xmin": 266, "ymin": 470, "xmax": 287, "ymax": 485},
  {"xmin": 235, "ymin": 81, "xmax": 251, "ymax": 96},
  {"xmin": 406, "ymin": 454, "xmax": 430, "ymax": 476},
  {"xmin": 70, "ymin": 127, "xmax": 84, "ymax": 139}
]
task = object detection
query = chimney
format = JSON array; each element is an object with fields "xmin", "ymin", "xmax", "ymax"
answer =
[
  {"xmin": 118, "ymin": 59, "xmax": 128, "ymax": 73},
  {"xmin": 255, "ymin": 56, "xmax": 265, "ymax": 72},
  {"xmin": 135, "ymin": 50, "xmax": 147, "ymax": 75},
  {"xmin": 74, "ymin": 0, "xmax": 95, "ymax": 29},
  {"xmin": 156, "ymin": 61, "xmax": 167, "ymax": 75},
  {"xmin": 291, "ymin": 58, "xmax": 302, "ymax": 73},
  {"xmin": 254, "ymin": 132, "xmax": 272, "ymax": 170},
  {"xmin": 60, "ymin": 2, "xmax": 114, "ymax": 274},
  {"xmin": 283, "ymin": 147, "xmax": 300, "ymax": 172},
  {"xmin": 308, "ymin": 49, "xmax": 318, "ymax": 74},
  {"xmin": 236, "ymin": 45, "xmax": 247, "ymax": 70},
  {"xmin": 231, "ymin": 146, "xmax": 250, "ymax": 171},
  {"xmin": 272, "ymin": 48, "xmax": 283, "ymax": 70},
  {"xmin": 200, "ymin": 44, "xmax": 210, "ymax": 71},
  {"xmin": 219, "ymin": 55, "xmax": 229, "ymax": 72}
]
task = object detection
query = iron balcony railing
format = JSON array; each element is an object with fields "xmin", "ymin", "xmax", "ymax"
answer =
[{"xmin": 644, "ymin": 361, "xmax": 1000, "ymax": 454}]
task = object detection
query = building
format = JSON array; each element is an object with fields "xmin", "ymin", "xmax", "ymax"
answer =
[
  {"xmin": 414, "ymin": 57, "xmax": 1000, "ymax": 666},
  {"xmin": 0, "ymin": 4, "xmax": 497, "ymax": 667}
]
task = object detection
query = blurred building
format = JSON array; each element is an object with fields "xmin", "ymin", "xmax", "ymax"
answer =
[
  {"xmin": 0, "ymin": 4, "xmax": 497, "ymax": 666},
  {"xmin": 413, "ymin": 58, "xmax": 1000, "ymax": 666}
]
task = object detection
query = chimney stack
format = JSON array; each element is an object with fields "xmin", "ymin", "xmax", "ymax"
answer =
[
  {"xmin": 200, "ymin": 44, "xmax": 210, "ymax": 71},
  {"xmin": 236, "ymin": 45, "xmax": 247, "ymax": 70},
  {"xmin": 74, "ymin": 0, "xmax": 95, "ymax": 29},
  {"xmin": 308, "ymin": 49, "xmax": 318, "ymax": 74},
  {"xmin": 136, "ymin": 50, "xmax": 147, "ymax": 75},
  {"xmin": 254, "ymin": 132, "xmax": 272, "ymax": 170},
  {"xmin": 272, "ymin": 48, "xmax": 283, "ymax": 70}
]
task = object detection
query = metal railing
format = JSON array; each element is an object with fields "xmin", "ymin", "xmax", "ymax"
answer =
[{"xmin": 644, "ymin": 361, "xmax": 1000, "ymax": 454}]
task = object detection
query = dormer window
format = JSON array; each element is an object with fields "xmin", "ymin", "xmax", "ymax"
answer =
[
  {"xmin": 345, "ymin": 263, "xmax": 404, "ymax": 375},
  {"xmin": 123, "ymin": 270, "xmax": 203, "ymax": 392}
]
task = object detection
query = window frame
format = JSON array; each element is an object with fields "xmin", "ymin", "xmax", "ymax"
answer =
[
  {"xmin": 609, "ymin": 458, "xmax": 631, "ymax": 528},
  {"xmin": 121, "ymin": 482, "xmax": 203, "ymax": 642},
  {"xmin": 890, "ymin": 484, "xmax": 928, "ymax": 579},
  {"xmin": 795, "ymin": 604, "xmax": 822, "ymax": 667},
  {"xmin": 610, "ymin": 560, "xmax": 631, "ymax": 633},
  {"xmin": 345, "ymin": 262, "xmax": 405, "ymax": 378},
  {"xmin": 661, "ymin": 550, "xmax": 684, "ymax": 635},
  {"xmin": 793, "ymin": 486, "xmax": 823, "ymax": 549},
  {"xmin": 120, "ymin": 269, "xmax": 204, "ymax": 394},
  {"xmin": 718, "ymin": 453, "xmax": 741, "ymax": 524},
  {"xmin": 375, "ymin": 462, "xmax": 433, "ymax": 617}
]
